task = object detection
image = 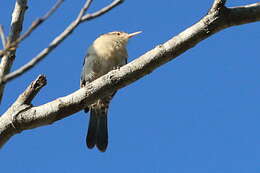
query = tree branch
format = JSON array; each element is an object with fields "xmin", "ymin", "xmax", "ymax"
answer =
[
  {"xmin": 0, "ymin": 75, "xmax": 46, "ymax": 146},
  {"xmin": 0, "ymin": 0, "xmax": 28, "ymax": 104},
  {"xmin": 2, "ymin": 0, "xmax": 124, "ymax": 84},
  {"xmin": 209, "ymin": 0, "xmax": 226, "ymax": 14},
  {"xmin": 0, "ymin": 1, "xmax": 260, "ymax": 148},
  {"xmin": 16, "ymin": 75, "xmax": 47, "ymax": 105},
  {"xmin": 0, "ymin": 0, "xmax": 64, "ymax": 57},
  {"xmin": 228, "ymin": 3, "xmax": 260, "ymax": 26},
  {"xmin": 0, "ymin": 25, "xmax": 7, "ymax": 49},
  {"xmin": 81, "ymin": 0, "xmax": 123, "ymax": 22}
]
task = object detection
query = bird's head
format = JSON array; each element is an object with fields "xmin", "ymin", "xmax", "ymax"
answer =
[{"xmin": 99, "ymin": 31, "xmax": 142, "ymax": 46}]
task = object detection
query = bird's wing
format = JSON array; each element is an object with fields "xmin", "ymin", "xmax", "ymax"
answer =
[
  {"xmin": 80, "ymin": 51, "xmax": 95, "ymax": 113},
  {"xmin": 80, "ymin": 52, "xmax": 94, "ymax": 88},
  {"xmin": 80, "ymin": 53, "xmax": 87, "ymax": 88}
]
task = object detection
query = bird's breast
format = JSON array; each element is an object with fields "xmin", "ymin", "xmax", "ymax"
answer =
[{"xmin": 90, "ymin": 44, "xmax": 127, "ymax": 75}]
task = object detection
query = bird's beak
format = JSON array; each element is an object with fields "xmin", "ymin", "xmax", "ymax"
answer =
[{"xmin": 128, "ymin": 31, "xmax": 142, "ymax": 38}]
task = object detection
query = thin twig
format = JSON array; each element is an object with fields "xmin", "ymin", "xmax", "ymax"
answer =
[
  {"xmin": 0, "ymin": 25, "xmax": 6, "ymax": 49},
  {"xmin": 77, "ymin": 0, "xmax": 93, "ymax": 20},
  {"xmin": 3, "ymin": 0, "xmax": 124, "ymax": 84},
  {"xmin": 16, "ymin": 0, "xmax": 64, "ymax": 46},
  {"xmin": 0, "ymin": 0, "xmax": 64, "ymax": 57},
  {"xmin": 81, "ymin": 0, "xmax": 123, "ymax": 22}
]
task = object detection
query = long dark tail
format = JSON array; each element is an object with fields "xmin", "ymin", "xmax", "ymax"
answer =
[{"xmin": 86, "ymin": 106, "xmax": 108, "ymax": 152}]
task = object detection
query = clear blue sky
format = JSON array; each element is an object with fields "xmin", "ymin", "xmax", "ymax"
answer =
[{"xmin": 0, "ymin": 0, "xmax": 259, "ymax": 172}]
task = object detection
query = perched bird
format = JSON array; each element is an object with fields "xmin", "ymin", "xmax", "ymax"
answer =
[{"xmin": 80, "ymin": 31, "xmax": 142, "ymax": 152}]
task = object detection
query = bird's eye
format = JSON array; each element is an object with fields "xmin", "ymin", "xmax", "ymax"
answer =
[{"xmin": 117, "ymin": 32, "xmax": 121, "ymax": 36}]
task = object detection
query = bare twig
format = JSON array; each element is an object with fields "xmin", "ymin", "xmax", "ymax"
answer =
[
  {"xmin": 0, "ymin": 25, "xmax": 7, "ymax": 49},
  {"xmin": 81, "ymin": 0, "xmax": 123, "ymax": 22},
  {"xmin": 77, "ymin": 0, "xmax": 93, "ymax": 20},
  {"xmin": 0, "ymin": 1, "xmax": 259, "ymax": 148},
  {"xmin": 3, "ymin": 0, "xmax": 123, "ymax": 84},
  {"xmin": 0, "ymin": 0, "xmax": 64, "ymax": 57}
]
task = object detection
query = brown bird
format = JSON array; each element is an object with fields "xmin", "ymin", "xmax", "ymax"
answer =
[{"xmin": 80, "ymin": 31, "xmax": 142, "ymax": 152}]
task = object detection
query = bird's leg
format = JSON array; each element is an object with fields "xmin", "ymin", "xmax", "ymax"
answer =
[{"xmin": 112, "ymin": 65, "xmax": 121, "ymax": 70}]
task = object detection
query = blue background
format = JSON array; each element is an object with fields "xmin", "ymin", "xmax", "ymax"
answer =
[{"xmin": 0, "ymin": 0, "xmax": 259, "ymax": 172}]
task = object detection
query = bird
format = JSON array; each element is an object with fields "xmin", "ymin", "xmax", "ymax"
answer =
[{"xmin": 80, "ymin": 31, "xmax": 142, "ymax": 152}]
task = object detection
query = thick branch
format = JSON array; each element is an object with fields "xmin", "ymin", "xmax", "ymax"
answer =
[
  {"xmin": 228, "ymin": 3, "xmax": 260, "ymax": 26},
  {"xmin": 0, "ymin": 2, "xmax": 260, "ymax": 148},
  {"xmin": 0, "ymin": 75, "xmax": 46, "ymax": 146}
]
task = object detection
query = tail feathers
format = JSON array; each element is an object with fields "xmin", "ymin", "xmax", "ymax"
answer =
[
  {"xmin": 86, "ymin": 107, "xmax": 108, "ymax": 152},
  {"xmin": 96, "ymin": 113, "xmax": 108, "ymax": 152},
  {"xmin": 86, "ymin": 110, "xmax": 98, "ymax": 149}
]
